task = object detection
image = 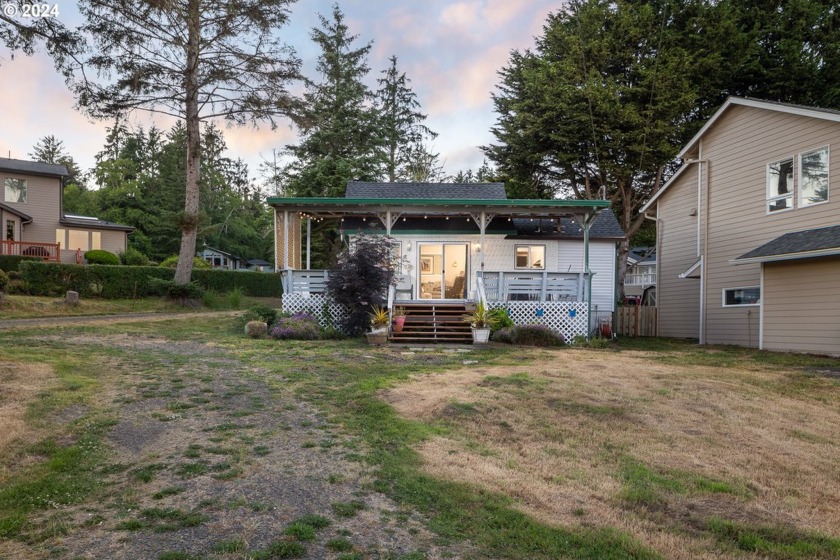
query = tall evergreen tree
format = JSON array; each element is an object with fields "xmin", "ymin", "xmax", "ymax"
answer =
[
  {"xmin": 284, "ymin": 4, "xmax": 382, "ymax": 198},
  {"xmin": 29, "ymin": 135, "xmax": 85, "ymax": 188},
  {"xmin": 375, "ymin": 56, "xmax": 436, "ymax": 182},
  {"xmin": 70, "ymin": 0, "xmax": 301, "ymax": 285}
]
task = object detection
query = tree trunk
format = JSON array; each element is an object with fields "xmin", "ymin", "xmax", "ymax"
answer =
[
  {"xmin": 616, "ymin": 239, "xmax": 629, "ymax": 302},
  {"xmin": 174, "ymin": 0, "xmax": 201, "ymax": 286}
]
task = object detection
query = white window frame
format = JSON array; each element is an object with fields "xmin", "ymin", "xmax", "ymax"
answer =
[
  {"xmin": 798, "ymin": 145, "xmax": 829, "ymax": 208},
  {"xmin": 514, "ymin": 244, "xmax": 545, "ymax": 270},
  {"xmin": 722, "ymin": 286, "xmax": 760, "ymax": 307},
  {"xmin": 766, "ymin": 157, "xmax": 795, "ymax": 214},
  {"xmin": 4, "ymin": 177, "xmax": 27, "ymax": 204}
]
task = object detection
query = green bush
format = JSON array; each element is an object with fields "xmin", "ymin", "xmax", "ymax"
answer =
[
  {"xmin": 84, "ymin": 249, "xmax": 121, "ymax": 265},
  {"xmin": 488, "ymin": 308, "xmax": 514, "ymax": 332},
  {"xmin": 148, "ymin": 278, "xmax": 205, "ymax": 302},
  {"xmin": 159, "ymin": 255, "xmax": 211, "ymax": 269},
  {"xmin": 19, "ymin": 261, "xmax": 281, "ymax": 298},
  {"xmin": 0, "ymin": 255, "xmax": 39, "ymax": 272},
  {"xmin": 0, "ymin": 269, "xmax": 8, "ymax": 292},
  {"xmin": 491, "ymin": 325, "xmax": 565, "ymax": 347},
  {"xmin": 119, "ymin": 247, "xmax": 150, "ymax": 266}
]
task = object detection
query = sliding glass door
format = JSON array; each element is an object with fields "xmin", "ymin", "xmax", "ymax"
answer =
[{"xmin": 417, "ymin": 243, "xmax": 468, "ymax": 300}]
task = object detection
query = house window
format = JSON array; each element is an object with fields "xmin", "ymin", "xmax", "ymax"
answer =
[
  {"xmin": 6, "ymin": 220, "xmax": 14, "ymax": 241},
  {"xmin": 91, "ymin": 231, "xmax": 101, "ymax": 250},
  {"xmin": 55, "ymin": 229, "xmax": 65, "ymax": 247},
  {"xmin": 515, "ymin": 245, "xmax": 545, "ymax": 270},
  {"xmin": 723, "ymin": 287, "xmax": 760, "ymax": 307},
  {"xmin": 767, "ymin": 158, "xmax": 794, "ymax": 212},
  {"xmin": 4, "ymin": 178, "xmax": 26, "ymax": 204},
  {"xmin": 799, "ymin": 146, "xmax": 829, "ymax": 207},
  {"xmin": 67, "ymin": 230, "xmax": 89, "ymax": 251}
]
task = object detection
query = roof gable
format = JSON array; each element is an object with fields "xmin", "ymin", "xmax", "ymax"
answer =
[{"xmin": 345, "ymin": 181, "xmax": 507, "ymax": 200}]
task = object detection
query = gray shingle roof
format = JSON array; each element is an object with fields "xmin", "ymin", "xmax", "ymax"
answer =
[
  {"xmin": 0, "ymin": 202, "xmax": 33, "ymax": 223},
  {"xmin": 509, "ymin": 209, "xmax": 625, "ymax": 240},
  {"xmin": 0, "ymin": 158, "xmax": 68, "ymax": 177},
  {"xmin": 345, "ymin": 182, "xmax": 507, "ymax": 200},
  {"xmin": 735, "ymin": 225, "xmax": 840, "ymax": 262},
  {"xmin": 61, "ymin": 215, "xmax": 134, "ymax": 232}
]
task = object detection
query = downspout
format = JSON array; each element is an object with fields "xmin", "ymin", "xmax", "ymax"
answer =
[
  {"xmin": 759, "ymin": 265, "xmax": 764, "ymax": 350},
  {"xmin": 684, "ymin": 153, "xmax": 709, "ymax": 345}
]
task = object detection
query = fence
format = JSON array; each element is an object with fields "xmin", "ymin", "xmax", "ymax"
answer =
[{"xmin": 615, "ymin": 305, "xmax": 658, "ymax": 337}]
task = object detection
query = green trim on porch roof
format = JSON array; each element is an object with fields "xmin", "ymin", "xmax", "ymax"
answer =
[{"xmin": 267, "ymin": 197, "xmax": 611, "ymax": 208}]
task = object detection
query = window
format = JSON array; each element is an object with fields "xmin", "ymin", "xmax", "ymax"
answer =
[
  {"xmin": 55, "ymin": 229, "xmax": 65, "ymax": 248},
  {"xmin": 515, "ymin": 245, "xmax": 545, "ymax": 270},
  {"xmin": 6, "ymin": 220, "xmax": 14, "ymax": 241},
  {"xmin": 91, "ymin": 232, "xmax": 101, "ymax": 250},
  {"xmin": 4, "ymin": 178, "xmax": 26, "ymax": 204},
  {"xmin": 67, "ymin": 230, "xmax": 89, "ymax": 251},
  {"xmin": 767, "ymin": 158, "xmax": 794, "ymax": 212},
  {"xmin": 799, "ymin": 146, "xmax": 829, "ymax": 207},
  {"xmin": 723, "ymin": 287, "xmax": 760, "ymax": 307}
]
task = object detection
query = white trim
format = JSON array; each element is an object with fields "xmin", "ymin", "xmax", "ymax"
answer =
[
  {"xmin": 722, "ymin": 286, "xmax": 760, "ymax": 307},
  {"xmin": 514, "ymin": 244, "xmax": 546, "ymax": 270},
  {"xmin": 639, "ymin": 163, "xmax": 691, "ymax": 213},
  {"xmin": 766, "ymin": 156, "xmax": 795, "ymax": 215},
  {"xmin": 679, "ymin": 257, "xmax": 702, "ymax": 279},
  {"xmin": 798, "ymin": 145, "xmax": 830, "ymax": 209},
  {"xmin": 759, "ymin": 266, "xmax": 764, "ymax": 350}
]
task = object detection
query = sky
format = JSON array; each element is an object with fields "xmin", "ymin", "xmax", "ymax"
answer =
[{"xmin": 0, "ymin": 1, "xmax": 559, "ymax": 183}]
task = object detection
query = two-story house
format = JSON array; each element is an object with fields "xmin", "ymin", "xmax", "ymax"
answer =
[
  {"xmin": 641, "ymin": 97, "xmax": 840, "ymax": 355},
  {"xmin": 1, "ymin": 158, "xmax": 132, "ymax": 263}
]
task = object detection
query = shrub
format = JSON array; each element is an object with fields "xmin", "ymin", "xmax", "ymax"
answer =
[
  {"xmin": 159, "ymin": 255, "xmax": 211, "ymax": 269},
  {"xmin": 147, "ymin": 278, "xmax": 205, "ymax": 303},
  {"xmin": 247, "ymin": 304, "xmax": 277, "ymax": 325},
  {"xmin": 0, "ymin": 255, "xmax": 39, "ymax": 272},
  {"xmin": 326, "ymin": 233, "xmax": 405, "ymax": 335},
  {"xmin": 488, "ymin": 308, "xmax": 514, "ymax": 332},
  {"xmin": 0, "ymin": 270, "xmax": 8, "ymax": 292},
  {"xmin": 227, "ymin": 286, "xmax": 244, "ymax": 309},
  {"xmin": 510, "ymin": 325, "xmax": 565, "ymax": 347},
  {"xmin": 490, "ymin": 326, "xmax": 515, "ymax": 344},
  {"xmin": 270, "ymin": 313, "xmax": 320, "ymax": 340},
  {"xmin": 192, "ymin": 269, "xmax": 281, "ymax": 297},
  {"xmin": 84, "ymin": 249, "xmax": 120, "ymax": 265},
  {"xmin": 119, "ymin": 247, "xmax": 150, "ymax": 266}
]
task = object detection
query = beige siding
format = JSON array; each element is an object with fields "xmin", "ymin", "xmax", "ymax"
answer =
[
  {"xmin": 1, "ymin": 172, "xmax": 62, "ymax": 244},
  {"xmin": 656, "ymin": 165, "xmax": 700, "ymax": 338},
  {"xmin": 275, "ymin": 211, "xmax": 302, "ymax": 269},
  {"xmin": 763, "ymin": 258, "xmax": 840, "ymax": 355},
  {"xmin": 58, "ymin": 229, "xmax": 128, "ymax": 263},
  {"xmin": 700, "ymin": 105, "xmax": 840, "ymax": 346}
]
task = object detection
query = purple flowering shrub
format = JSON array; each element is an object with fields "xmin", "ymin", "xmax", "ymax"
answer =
[
  {"xmin": 490, "ymin": 325, "xmax": 564, "ymax": 347},
  {"xmin": 269, "ymin": 312, "xmax": 321, "ymax": 340}
]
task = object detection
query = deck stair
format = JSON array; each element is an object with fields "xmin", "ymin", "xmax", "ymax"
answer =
[{"xmin": 389, "ymin": 302, "xmax": 473, "ymax": 344}]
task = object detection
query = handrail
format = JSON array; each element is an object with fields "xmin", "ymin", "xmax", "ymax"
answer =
[
  {"xmin": 387, "ymin": 284, "xmax": 395, "ymax": 314},
  {"xmin": 476, "ymin": 274, "xmax": 487, "ymax": 306}
]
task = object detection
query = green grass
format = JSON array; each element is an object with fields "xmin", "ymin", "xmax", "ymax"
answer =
[
  {"xmin": 251, "ymin": 540, "xmax": 306, "ymax": 559},
  {"xmin": 707, "ymin": 517, "xmax": 840, "ymax": 558},
  {"xmin": 151, "ymin": 486, "xmax": 185, "ymax": 500},
  {"xmin": 212, "ymin": 537, "xmax": 247, "ymax": 553},
  {"xmin": 618, "ymin": 457, "xmax": 747, "ymax": 506},
  {"xmin": 327, "ymin": 538, "xmax": 355, "ymax": 551},
  {"xmin": 331, "ymin": 500, "xmax": 366, "ymax": 518}
]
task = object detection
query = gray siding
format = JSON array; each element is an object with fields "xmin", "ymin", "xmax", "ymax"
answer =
[
  {"xmin": 655, "ymin": 165, "xmax": 700, "ymax": 338},
  {"xmin": 699, "ymin": 105, "xmax": 840, "ymax": 347},
  {"xmin": 1, "ymin": 172, "xmax": 61, "ymax": 244},
  {"xmin": 763, "ymin": 258, "xmax": 840, "ymax": 355}
]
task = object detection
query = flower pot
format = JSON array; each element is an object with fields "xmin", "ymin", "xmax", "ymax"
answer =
[
  {"xmin": 366, "ymin": 331, "xmax": 388, "ymax": 345},
  {"xmin": 393, "ymin": 316, "xmax": 406, "ymax": 333},
  {"xmin": 472, "ymin": 327, "xmax": 491, "ymax": 344}
]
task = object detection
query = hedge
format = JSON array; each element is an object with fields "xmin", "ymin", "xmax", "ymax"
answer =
[
  {"xmin": 0, "ymin": 255, "xmax": 40, "ymax": 272},
  {"xmin": 19, "ymin": 262, "xmax": 282, "ymax": 298}
]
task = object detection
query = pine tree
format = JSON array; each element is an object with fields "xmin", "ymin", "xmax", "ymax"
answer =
[
  {"xmin": 29, "ymin": 135, "xmax": 85, "ymax": 188},
  {"xmin": 375, "ymin": 56, "xmax": 437, "ymax": 182},
  {"xmin": 284, "ymin": 5, "xmax": 382, "ymax": 198}
]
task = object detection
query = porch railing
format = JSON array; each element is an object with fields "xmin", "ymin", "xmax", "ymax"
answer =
[
  {"xmin": 281, "ymin": 269, "xmax": 328, "ymax": 295},
  {"xmin": 625, "ymin": 270, "xmax": 656, "ymax": 285},
  {"xmin": 0, "ymin": 240, "xmax": 60, "ymax": 262},
  {"xmin": 479, "ymin": 271, "xmax": 585, "ymax": 301}
]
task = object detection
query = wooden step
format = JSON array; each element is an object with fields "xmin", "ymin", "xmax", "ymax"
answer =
[{"xmin": 390, "ymin": 302, "xmax": 473, "ymax": 344}]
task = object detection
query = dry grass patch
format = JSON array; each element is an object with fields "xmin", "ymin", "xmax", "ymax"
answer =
[
  {"xmin": 0, "ymin": 362, "xmax": 56, "ymax": 455},
  {"xmin": 383, "ymin": 348, "xmax": 840, "ymax": 559}
]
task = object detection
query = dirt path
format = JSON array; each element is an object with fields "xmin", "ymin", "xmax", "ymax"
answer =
[{"xmin": 10, "ymin": 330, "xmax": 459, "ymax": 560}]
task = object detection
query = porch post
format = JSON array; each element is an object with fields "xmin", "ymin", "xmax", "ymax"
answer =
[
  {"xmin": 283, "ymin": 210, "xmax": 289, "ymax": 270},
  {"xmin": 584, "ymin": 211, "xmax": 592, "ymax": 339},
  {"xmin": 479, "ymin": 211, "xmax": 486, "ymax": 272},
  {"xmin": 306, "ymin": 218, "xmax": 311, "ymax": 270},
  {"xmin": 386, "ymin": 210, "xmax": 392, "ymax": 235}
]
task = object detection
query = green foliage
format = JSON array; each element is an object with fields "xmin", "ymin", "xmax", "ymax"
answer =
[
  {"xmin": 0, "ymin": 269, "xmax": 8, "ymax": 292},
  {"xmin": 148, "ymin": 279, "xmax": 205, "ymax": 302},
  {"xmin": 160, "ymin": 255, "xmax": 210, "ymax": 269},
  {"xmin": 119, "ymin": 247, "xmax": 150, "ymax": 266},
  {"xmin": 491, "ymin": 325, "xmax": 565, "ymax": 347},
  {"xmin": 19, "ymin": 262, "xmax": 280, "ymax": 298},
  {"xmin": 84, "ymin": 249, "xmax": 120, "ymax": 265},
  {"xmin": 488, "ymin": 307, "xmax": 514, "ymax": 332},
  {"xmin": 706, "ymin": 517, "xmax": 840, "ymax": 558},
  {"xmin": 0, "ymin": 255, "xmax": 39, "ymax": 272},
  {"xmin": 270, "ymin": 313, "xmax": 321, "ymax": 340},
  {"xmin": 464, "ymin": 301, "xmax": 499, "ymax": 329},
  {"xmin": 227, "ymin": 286, "xmax": 244, "ymax": 309}
]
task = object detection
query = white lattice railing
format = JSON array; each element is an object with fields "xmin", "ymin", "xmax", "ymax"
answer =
[
  {"xmin": 281, "ymin": 270, "xmax": 328, "ymax": 295},
  {"xmin": 486, "ymin": 300, "xmax": 588, "ymax": 343}
]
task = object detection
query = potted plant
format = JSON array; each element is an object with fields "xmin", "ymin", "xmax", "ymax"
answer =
[
  {"xmin": 392, "ymin": 306, "xmax": 406, "ymax": 333},
  {"xmin": 366, "ymin": 305, "xmax": 390, "ymax": 345},
  {"xmin": 464, "ymin": 301, "xmax": 498, "ymax": 344}
]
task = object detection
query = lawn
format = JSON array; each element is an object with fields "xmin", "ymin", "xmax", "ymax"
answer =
[{"xmin": 0, "ymin": 316, "xmax": 838, "ymax": 560}]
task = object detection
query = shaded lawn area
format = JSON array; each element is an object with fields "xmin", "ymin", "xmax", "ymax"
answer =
[{"xmin": 0, "ymin": 318, "xmax": 839, "ymax": 560}]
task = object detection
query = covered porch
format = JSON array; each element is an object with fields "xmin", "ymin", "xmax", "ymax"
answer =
[{"xmin": 269, "ymin": 195, "xmax": 611, "ymax": 341}]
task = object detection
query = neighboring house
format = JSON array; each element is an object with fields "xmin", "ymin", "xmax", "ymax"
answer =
[
  {"xmin": 0, "ymin": 158, "xmax": 132, "ymax": 263},
  {"xmin": 269, "ymin": 182, "xmax": 624, "ymax": 340},
  {"xmin": 641, "ymin": 96, "xmax": 840, "ymax": 354},
  {"xmin": 245, "ymin": 259, "xmax": 273, "ymax": 272},
  {"xmin": 198, "ymin": 247, "xmax": 245, "ymax": 270},
  {"xmin": 624, "ymin": 247, "xmax": 656, "ymax": 303}
]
